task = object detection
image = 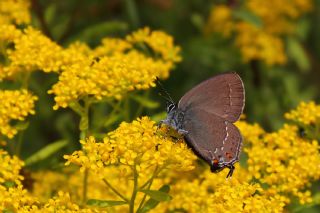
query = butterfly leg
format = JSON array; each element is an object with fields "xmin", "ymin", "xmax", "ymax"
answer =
[
  {"xmin": 226, "ymin": 164, "xmax": 235, "ymax": 178},
  {"xmin": 157, "ymin": 120, "xmax": 164, "ymax": 130},
  {"xmin": 178, "ymin": 129, "xmax": 188, "ymax": 135}
]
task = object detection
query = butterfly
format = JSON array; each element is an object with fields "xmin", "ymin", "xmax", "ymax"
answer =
[{"xmin": 158, "ymin": 72, "xmax": 245, "ymax": 178}]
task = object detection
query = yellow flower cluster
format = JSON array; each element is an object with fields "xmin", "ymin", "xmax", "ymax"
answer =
[
  {"xmin": 0, "ymin": 0, "xmax": 31, "ymax": 25},
  {"xmin": 0, "ymin": 150, "xmax": 38, "ymax": 212},
  {"xmin": 93, "ymin": 38, "xmax": 132, "ymax": 57},
  {"xmin": 49, "ymin": 51, "xmax": 170, "ymax": 109},
  {"xmin": 64, "ymin": 117, "xmax": 196, "ymax": 177},
  {"xmin": 7, "ymin": 27, "xmax": 71, "ymax": 73},
  {"xmin": 238, "ymin": 121, "xmax": 320, "ymax": 204},
  {"xmin": 42, "ymin": 191, "xmax": 98, "ymax": 213},
  {"xmin": 235, "ymin": 22, "xmax": 287, "ymax": 65},
  {"xmin": 0, "ymin": 89, "xmax": 37, "ymax": 138},
  {"xmin": 205, "ymin": 0, "xmax": 313, "ymax": 65},
  {"xmin": 285, "ymin": 101, "xmax": 320, "ymax": 125},
  {"xmin": 1, "ymin": 25, "xmax": 180, "ymax": 108},
  {"xmin": 154, "ymin": 169, "xmax": 285, "ymax": 213},
  {"xmin": 0, "ymin": 150, "xmax": 24, "ymax": 185},
  {"xmin": 0, "ymin": 185, "xmax": 39, "ymax": 212},
  {"xmin": 47, "ymin": 28, "xmax": 180, "ymax": 109},
  {"xmin": 126, "ymin": 27, "xmax": 182, "ymax": 65},
  {"xmin": 247, "ymin": 0, "xmax": 313, "ymax": 34}
]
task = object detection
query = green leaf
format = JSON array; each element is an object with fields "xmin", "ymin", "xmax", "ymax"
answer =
[
  {"xmin": 287, "ymin": 37, "xmax": 310, "ymax": 72},
  {"xmin": 140, "ymin": 186, "xmax": 172, "ymax": 202},
  {"xmin": 87, "ymin": 199, "xmax": 127, "ymax": 207},
  {"xmin": 131, "ymin": 95, "xmax": 159, "ymax": 109},
  {"xmin": 44, "ymin": 4, "xmax": 57, "ymax": 25},
  {"xmin": 191, "ymin": 13, "xmax": 204, "ymax": 31},
  {"xmin": 104, "ymin": 114, "xmax": 121, "ymax": 128},
  {"xmin": 3, "ymin": 181, "xmax": 16, "ymax": 188},
  {"xmin": 233, "ymin": 9, "xmax": 262, "ymax": 28},
  {"xmin": 150, "ymin": 112, "xmax": 167, "ymax": 122},
  {"xmin": 68, "ymin": 21, "xmax": 128, "ymax": 45},
  {"xmin": 2, "ymin": 209, "xmax": 15, "ymax": 213},
  {"xmin": 24, "ymin": 140, "xmax": 68, "ymax": 166},
  {"xmin": 15, "ymin": 121, "xmax": 29, "ymax": 131},
  {"xmin": 138, "ymin": 185, "xmax": 171, "ymax": 213}
]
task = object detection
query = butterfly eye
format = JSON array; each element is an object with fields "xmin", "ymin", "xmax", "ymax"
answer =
[{"xmin": 166, "ymin": 103, "xmax": 176, "ymax": 112}]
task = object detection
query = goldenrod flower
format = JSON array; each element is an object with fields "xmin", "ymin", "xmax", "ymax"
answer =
[
  {"xmin": 126, "ymin": 27, "xmax": 182, "ymax": 64},
  {"xmin": 0, "ymin": 24, "xmax": 22, "ymax": 42},
  {"xmin": 0, "ymin": 90, "xmax": 37, "ymax": 138},
  {"xmin": 205, "ymin": 0, "xmax": 313, "ymax": 65},
  {"xmin": 7, "ymin": 27, "xmax": 66, "ymax": 73},
  {"xmin": 285, "ymin": 101, "xmax": 320, "ymax": 125},
  {"xmin": 64, "ymin": 117, "xmax": 196, "ymax": 176},
  {"xmin": 93, "ymin": 38, "xmax": 132, "ymax": 57},
  {"xmin": 247, "ymin": 0, "xmax": 313, "ymax": 31},
  {"xmin": 42, "ymin": 191, "xmax": 97, "ymax": 213},
  {"xmin": 155, "ymin": 169, "xmax": 285, "ymax": 213},
  {"xmin": 243, "ymin": 122, "xmax": 320, "ymax": 204},
  {"xmin": 0, "ymin": 0, "xmax": 31, "ymax": 25},
  {"xmin": 0, "ymin": 185, "xmax": 39, "ymax": 212},
  {"xmin": 0, "ymin": 150, "xmax": 24, "ymax": 185},
  {"xmin": 49, "ymin": 51, "xmax": 171, "ymax": 109},
  {"xmin": 235, "ymin": 22, "xmax": 287, "ymax": 65},
  {"xmin": 204, "ymin": 5, "xmax": 234, "ymax": 36}
]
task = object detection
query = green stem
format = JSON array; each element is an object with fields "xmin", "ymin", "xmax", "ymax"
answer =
[
  {"xmin": 78, "ymin": 98, "xmax": 91, "ymax": 204},
  {"xmin": 136, "ymin": 166, "xmax": 159, "ymax": 212},
  {"xmin": 129, "ymin": 163, "xmax": 138, "ymax": 213},
  {"xmin": 103, "ymin": 178, "xmax": 129, "ymax": 203},
  {"xmin": 21, "ymin": 72, "xmax": 31, "ymax": 89},
  {"xmin": 14, "ymin": 130, "xmax": 25, "ymax": 157},
  {"xmin": 134, "ymin": 91, "xmax": 150, "ymax": 118},
  {"xmin": 140, "ymin": 166, "xmax": 163, "ymax": 190},
  {"xmin": 124, "ymin": 0, "xmax": 140, "ymax": 29},
  {"xmin": 82, "ymin": 169, "xmax": 89, "ymax": 203},
  {"xmin": 124, "ymin": 96, "xmax": 130, "ymax": 121}
]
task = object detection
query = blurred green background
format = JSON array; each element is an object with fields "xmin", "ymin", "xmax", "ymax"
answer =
[{"xmin": 23, "ymin": 0, "xmax": 319, "ymax": 157}]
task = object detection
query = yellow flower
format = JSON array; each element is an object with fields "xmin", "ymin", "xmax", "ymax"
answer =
[
  {"xmin": 42, "ymin": 191, "xmax": 98, "ymax": 213},
  {"xmin": 126, "ymin": 27, "xmax": 182, "ymax": 65},
  {"xmin": 0, "ymin": 89, "xmax": 37, "ymax": 138},
  {"xmin": 7, "ymin": 27, "xmax": 65, "ymax": 73},
  {"xmin": 204, "ymin": 5, "xmax": 234, "ymax": 36},
  {"xmin": 235, "ymin": 22, "xmax": 287, "ymax": 65},
  {"xmin": 247, "ymin": 0, "xmax": 313, "ymax": 31},
  {"xmin": 93, "ymin": 38, "xmax": 132, "ymax": 57},
  {"xmin": 155, "ymin": 169, "xmax": 285, "ymax": 213},
  {"xmin": 244, "ymin": 123, "xmax": 320, "ymax": 204},
  {"xmin": 0, "ymin": 0, "xmax": 31, "ymax": 25},
  {"xmin": 285, "ymin": 101, "xmax": 320, "ymax": 125},
  {"xmin": 205, "ymin": 0, "xmax": 313, "ymax": 65},
  {"xmin": 48, "ymin": 51, "xmax": 171, "ymax": 109},
  {"xmin": 0, "ymin": 185, "xmax": 39, "ymax": 212},
  {"xmin": 0, "ymin": 150, "xmax": 24, "ymax": 185},
  {"xmin": 0, "ymin": 24, "xmax": 22, "ymax": 42},
  {"xmin": 65, "ymin": 117, "xmax": 196, "ymax": 177}
]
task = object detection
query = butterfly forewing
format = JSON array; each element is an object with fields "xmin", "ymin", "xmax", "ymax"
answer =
[{"xmin": 178, "ymin": 72, "xmax": 245, "ymax": 122}]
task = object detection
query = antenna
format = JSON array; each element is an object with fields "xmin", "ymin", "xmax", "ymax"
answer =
[{"xmin": 155, "ymin": 77, "xmax": 175, "ymax": 104}]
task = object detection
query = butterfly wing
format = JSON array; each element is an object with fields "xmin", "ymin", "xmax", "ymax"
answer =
[
  {"xmin": 183, "ymin": 109, "xmax": 242, "ymax": 166},
  {"xmin": 178, "ymin": 72, "xmax": 245, "ymax": 122}
]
